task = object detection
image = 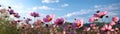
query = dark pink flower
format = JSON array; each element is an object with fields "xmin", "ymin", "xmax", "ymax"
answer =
[
  {"xmin": 30, "ymin": 12, "xmax": 39, "ymax": 17},
  {"xmin": 8, "ymin": 9, "xmax": 15, "ymax": 15},
  {"xmin": 25, "ymin": 18, "xmax": 32, "ymax": 24},
  {"xmin": 27, "ymin": 18, "xmax": 32, "ymax": 21},
  {"xmin": 13, "ymin": 13, "xmax": 20, "ymax": 18},
  {"xmin": 54, "ymin": 18, "xmax": 65, "ymax": 25}
]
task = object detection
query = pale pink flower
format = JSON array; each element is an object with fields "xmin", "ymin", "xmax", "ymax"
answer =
[
  {"xmin": 73, "ymin": 19, "xmax": 84, "ymax": 28},
  {"xmin": 103, "ymin": 11, "xmax": 108, "ymax": 15},
  {"xmin": 109, "ymin": 21, "xmax": 116, "ymax": 26},
  {"xmin": 112, "ymin": 16, "xmax": 119, "ymax": 22}
]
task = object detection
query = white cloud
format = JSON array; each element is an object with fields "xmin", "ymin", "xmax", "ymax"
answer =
[
  {"xmin": 32, "ymin": 6, "xmax": 61, "ymax": 11},
  {"xmin": 0, "ymin": 0, "xmax": 14, "ymax": 5},
  {"xmin": 62, "ymin": 9, "xmax": 93, "ymax": 18},
  {"xmin": 12, "ymin": 3, "xmax": 24, "ymax": 10},
  {"xmin": 61, "ymin": 3, "xmax": 69, "ymax": 7},
  {"xmin": 106, "ymin": 12, "xmax": 118, "ymax": 16},
  {"xmin": 42, "ymin": 0, "xmax": 59, "ymax": 3},
  {"xmin": 94, "ymin": 3, "xmax": 120, "ymax": 10},
  {"xmin": 38, "ymin": 6, "xmax": 55, "ymax": 10},
  {"xmin": 62, "ymin": 3, "xmax": 120, "ymax": 18},
  {"xmin": 32, "ymin": 7, "xmax": 38, "ymax": 11}
]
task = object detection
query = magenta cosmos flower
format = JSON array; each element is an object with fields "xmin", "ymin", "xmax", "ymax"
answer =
[
  {"xmin": 73, "ymin": 19, "xmax": 84, "ymax": 29},
  {"xmin": 54, "ymin": 17, "xmax": 65, "ymax": 25},
  {"xmin": 25, "ymin": 18, "xmax": 32, "ymax": 24},
  {"xmin": 43, "ymin": 14, "xmax": 54, "ymax": 22},
  {"xmin": 8, "ymin": 9, "xmax": 15, "ymax": 15},
  {"xmin": 13, "ymin": 13, "xmax": 20, "ymax": 18},
  {"xmin": 30, "ymin": 12, "xmax": 39, "ymax": 17}
]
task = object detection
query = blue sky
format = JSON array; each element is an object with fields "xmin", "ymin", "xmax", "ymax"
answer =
[{"xmin": 0, "ymin": 0, "xmax": 120, "ymax": 23}]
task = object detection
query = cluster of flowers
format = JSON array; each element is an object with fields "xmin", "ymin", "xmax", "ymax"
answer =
[{"xmin": 0, "ymin": 5, "xmax": 120, "ymax": 34}]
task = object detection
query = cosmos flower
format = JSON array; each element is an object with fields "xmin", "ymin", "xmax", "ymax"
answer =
[
  {"xmin": 25, "ymin": 18, "xmax": 32, "ymax": 24},
  {"xmin": 97, "ymin": 11, "xmax": 108, "ymax": 18},
  {"xmin": 109, "ymin": 21, "xmax": 116, "ymax": 26},
  {"xmin": 90, "ymin": 23, "xmax": 96, "ymax": 27},
  {"xmin": 103, "ymin": 11, "xmax": 108, "ymax": 15},
  {"xmin": 89, "ymin": 11, "xmax": 108, "ymax": 23},
  {"xmin": 30, "ymin": 12, "xmax": 39, "ymax": 17},
  {"xmin": 101, "ymin": 24, "xmax": 112, "ymax": 32},
  {"xmin": 89, "ymin": 17, "xmax": 98, "ymax": 23},
  {"xmin": 43, "ymin": 14, "xmax": 54, "ymax": 22},
  {"xmin": 11, "ymin": 20, "xmax": 18, "ymax": 25},
  {"xmin": 54, "ymin": 17, "xmax": 65, "ymax": 25},
  {"xmin": 73, "ymin": 19, "xmax": 84, "ymax": 29},
  {"xmin": 0, "ymin": 8, "xmax": 7, "ymax": 13},
  {"xmin": 25, "ymin": 23, "xmax": 31, "ymax": 29},
  {"xmin": 13, "ymin": 13, "xmax": 20, "ymax": 18},
  {"xmin": 8, "ymin": 9, "xmax": 15, "ymax": 15},
  {"xmin": 112, "ymin": 16, "xmax": 119, "ymax": 22},
  {"xmin": 33, "ymin": 22, "xmax": 38, "ymax": 26},
  {"xmin": 97, "ymin": 12, "xmax": 104, "ymax": 18},
  {"xmin": 84, "ymin": 27, "xmax": 90, "ymax": 31}
]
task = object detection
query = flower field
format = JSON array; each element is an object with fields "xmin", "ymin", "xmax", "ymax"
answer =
[{"xmin": 0, "ymin": 5, "xmax": 120, "ymax": 34}]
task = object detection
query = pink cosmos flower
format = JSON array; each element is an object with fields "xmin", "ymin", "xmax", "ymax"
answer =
[
  {"xmin": 84, "ymin": 27, "xmax": 90, "ymax": 31},
  {"xmin": 30, "ymin": 12, "xmax": 39, "ymax": 17},
  {"xmin": 112, "ymin": 16, "xmax": 119, "ymax": 22},
  {"xmin": 97, "ymin": 11, "xmax": 108, "ymax": 18},
  {"xmin": 97, "ymin": 12, "xmax": 104, "ymax": 17},
  {"xmin": 33, "ymin": 22, "xmax": 38, "ymax": 26},
  {"xmin": 90, "ymin": 23, "xmax": 96, "ymax": 27},
  {"xmin": 109, "ymin": 21, "xmax": 116, "ymax": 26},
  {"xmin": 73, "ymin": 19, "xmax": 84, "ymax": 28},
  {"xmin": 54, "ymin": 17, "xmax": 65, "ymax": 25},
  {"xmin": 103, "ymin": 11, "xmax": 108, "ymax": 15},
  {"xmin": 43, "ymin": 14, "xmax": 54, "ymax": 22},
  {"xmin": 89, "ymin": 17, "xmax": 98, "ymax": 23},
  {"xmin": 101, "ymin": 24, "xmax": 112, "ymax": 32}
]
